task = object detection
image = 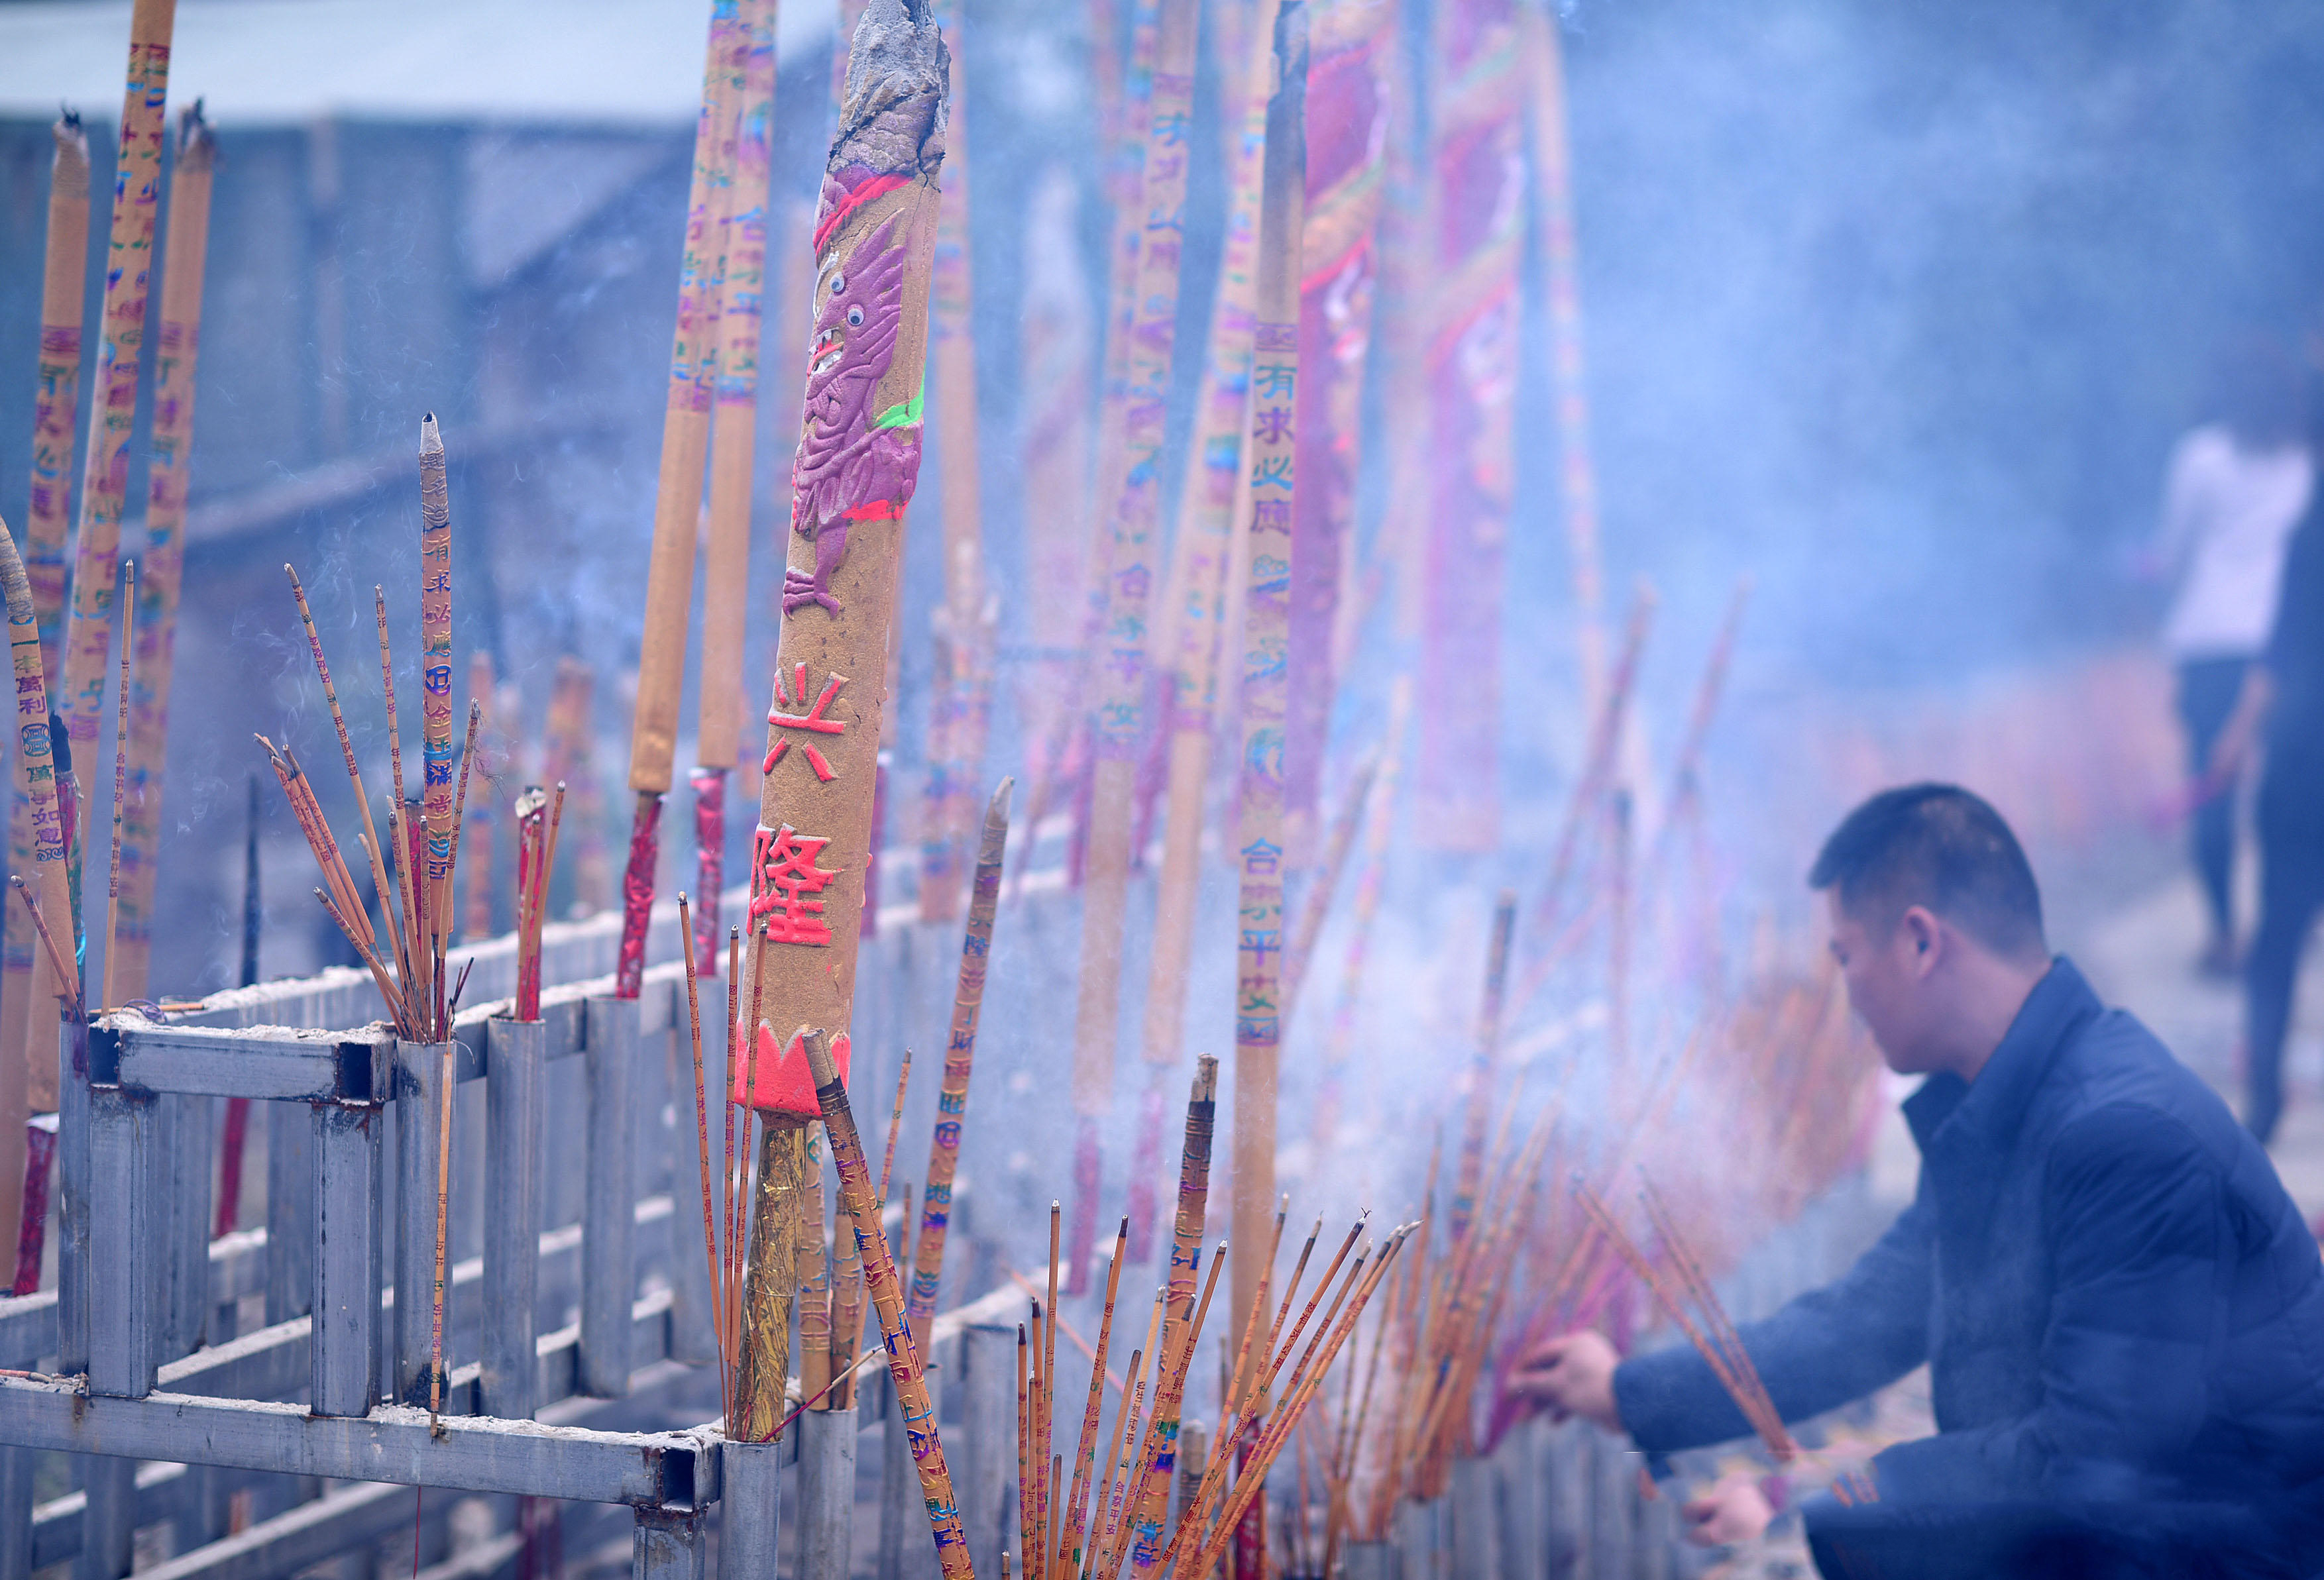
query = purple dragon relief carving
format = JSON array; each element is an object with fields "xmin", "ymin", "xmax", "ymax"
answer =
[{"xmin": 785, "ymin": 213, "xmax": 920, "ymax": 616}]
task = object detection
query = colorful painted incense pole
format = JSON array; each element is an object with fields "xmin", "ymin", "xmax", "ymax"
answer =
[
  {"xmin": 806, "ymin": 1026, "xmax": 977, "ymax": 1575},
  {"xmin": 418, "ymin": 415, "xmax": 455, "ymax": 961},
  {"xmin": 1232, "ymin": 0, "xmax": 1307, "ymax": 1377},
  {"xmin": 1311, "ymin": 674, "xmax": 1408, "ymax": 1151},
  {"xmin": 1067, "ymin": 0, "xmax": 1203, "ymax": 1294},
  {"xmin": 1447, "ymin": 891, "xmax": 1514, "ymax": 1243},
  {"xmin": 694, "ymin": 0, "xmax": 777, "ymax": 979},
  {"xmin": 1011, "ymin": 0, "xmax": 1159, "ymax": 894},
  {"xmin": 0, "ymin": 517, "xmax": 76, "ymax": 1276},
  {"xmin": 58, "ymin": 0, "xmax": 177, "ymax": 896},
  {"xmin": 732, "ymin": 0, "xmax": 948, "ymax": 1436},
  {"xmin": 1283, "ymin": 0, "xmax": 1390, "ymax": 861},
  {"xmin": 1013, "ymin": 168, "xmax": 1093, "ymax": 819},
  {"xmin": 619, "ymin": 0, "xmax": 744, "ymax": 998},
  {"xmin": 905, "ymin": 779, "xmax": 1012, "ymax": 1353},
  {"xmin": 917, "ymin": 0, "xmax": 995, "ymax": 925},
  {"xmin": 1413, "ymin": 0, "xmax": 1521, "ymax": 853},
  {"xmin": 1522, "ymin": 0, "xmax": 1606, "ymax": 712},
  {"xmin": 6, "ymin": 113, "xmax": 90, "ymax": 1172},
  {"xmin": 1128, "ymin": 0, "xmax": 1279, "ymax": 1265}
]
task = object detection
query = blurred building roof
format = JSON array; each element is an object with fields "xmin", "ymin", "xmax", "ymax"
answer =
[{"xmin": 0, "ymin": 0, "xmax": 835, "ymax": 126}]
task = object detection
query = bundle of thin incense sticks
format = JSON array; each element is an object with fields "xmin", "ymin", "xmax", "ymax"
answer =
[{"xmin": 1011, "ymin": 1191, "xmax": 1410, "ymax": 1580}]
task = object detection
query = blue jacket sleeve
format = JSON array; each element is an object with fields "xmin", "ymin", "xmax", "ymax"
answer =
[
  {"xmin": 1614, "ymin": 1192, "xmax": 1934, "ymax": 1453},
  {"xmin": 1870, "ymin": 1103, "xmax": 2222, "ymax": 1504}
]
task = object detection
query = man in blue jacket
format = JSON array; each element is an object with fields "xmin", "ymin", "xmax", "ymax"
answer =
[{"xmin": 1517, "ymin": 784, "xmax": 2324, "ymax": 1577}]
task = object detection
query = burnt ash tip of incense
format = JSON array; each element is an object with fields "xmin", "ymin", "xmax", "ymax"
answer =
[
  {"xmin": 176, "ymin": 100, "xmax": 215, "ymax": 167},
  {"xmin": 830, "ymin": 0, "xmax": 949, "ymax": 181}
]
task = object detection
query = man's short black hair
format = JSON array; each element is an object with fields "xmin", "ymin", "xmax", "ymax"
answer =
[{"xmin": 1808, "ymin": 784, "xmax": 2047, "ymax": 960}]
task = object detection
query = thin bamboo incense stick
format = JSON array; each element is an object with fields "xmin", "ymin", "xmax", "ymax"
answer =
[
  {"xmin": 677, "ymin": 896, "xmax": 730, "ymax": 1424},
  {"xmin": 374, "ymin": 588, "xmax": 419, "ymax": 999},
  {"xmin": 1065, "ymin": 0, "xmax": 1205, "ymax": 1296},
  {"xmin": 57, "ymin": 0, "xmax": 178, "ymax": 886},
  {"xmin": 1311, "ymin": 674, "xmax": 1410, "ymax": 1153},
  {"xmin": 801, "ymin": 1026, "xmax": 976, "ymax": 1574},
  {"xmin": 11, "ymin": 881, "xmax": 80, "ymax": 1022},
  {"xmin": 101, "ymin": 560, "xmax": 133, "ymax": 1010},
  {"xmin": 2, "ymin": 116, "xmax": 89, "ymax": 1222},
  {"xmin": 1448, "ymin": 892, "xmax": 1517, "ymax": 1243},
  {"xmin": 1060, "ymin": 1218, "xmax": 1131, "ymax": 1577},
  {"xmin": 286, "ymin": 568, "xmax": 402, "ymax": 981},
  {"xmin": 692, "ymin": 0, "xmax": 777, "ymax": 980},
  {"xmin": 877, "ymin": 1046, "xmax": 911, "ymax": 1203},
  {"xmin": 114, "ymin": 103, "xmax": 210, "ymax": 1006},
  {"xmin": 1230, "ymin": 0, "xmax": 1307, "ymax": 1350},
  {"xmin": 620, "ymin": 0, "xmax": 747, "ymax": 999},
  {"xmin": 462, "ymin": 653, "xmax": 494, "ymax": 941},
  {"xmin": 905, "ymin": 778, "xmax": 1010, "ymax": 1353},
  {"xmin": 1276, "ymin": 752, "xmax": 1378, "ymax": 1033}
]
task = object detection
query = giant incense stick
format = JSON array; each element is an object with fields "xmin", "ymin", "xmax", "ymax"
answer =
[
  {"xmin": 417, "ymin": 416, "xmax": 455, "ymax": 956},
  {"xmin": 619, "ymin": 0, "xmax": 745, "ymax": 998},
  {"xmin": 111, "ymin": 105, "xmax": 214, "ymax": 1002},
  {"xmin": 904, "ymin": 779, "xmax": 1011, "ymax": 1353},
  {"xmin": 694, "ymin": 0, "xmax": 778, "ymax": 979},
  {"xmin": 1067, "ymin": 0, "xmax": 1205, "ymax": 1292},
  {"xmin": 1521, "ymin": 0, "xmax": 1606, "ymax": 714},
  {"xmin": 7, "ymin": 113, "xmax": 91, "ymax": 1165},
  {"xmin": 1231, "ymin": 0, "xmax": 1307, "ymax": 1369},
  {"xmin": 917, "ymin": 0, "xmax": 995, "ymax": 925},
  {"xmin": 731, "ymin": 0, "xmax": 949, "ymax": 1436},
  {"xmin": 1128, "ymin": 0, "xmax": 1280, "ymax": 1264},
  {"xmin": 59, "ymin": 0, "xmax": 178, "ymax": 877},
  {"xmin": 1282, "ymin": 0, "xmax": 1392, "ymax": 860},
  {"xmin": 1413, "ymin": 0, "xmax": 1522, "ymax": 853}
]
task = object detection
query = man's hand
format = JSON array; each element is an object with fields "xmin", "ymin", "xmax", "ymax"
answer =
[
  {"xmin": 1508, "ymin": 1330, "xmax": 1622, "ymax": 1432},
  {"xmin": 1682, "ymin": 1471, "xmax": 1774, "ymax": 1548}
]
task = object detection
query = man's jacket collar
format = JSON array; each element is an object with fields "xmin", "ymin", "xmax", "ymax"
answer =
[{"xmin": 1901, "ymin": 955, "xmax": 2101, "ymax": 1165}]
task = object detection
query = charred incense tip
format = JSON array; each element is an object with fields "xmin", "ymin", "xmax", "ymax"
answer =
[
  {"xmin": 176, "ymin": 101, "xmax": 215, "ymax": 170},
  {"xmin": 801, "ymin": 1025, "xmax": 838, "ymax": 1090},
  {"xmin": 1192, "ymin": 1053, "xmax": 1218, "ymax": 1104},
  {"xmin": 985, "ymin": 776, "xmax": 1014, "ymax": 825},
  {"xmin": 831, "ymin": 0, "xmax": 949, "ymax": 180},
  {"xmin": 51, "ymin": 111, "xmax": 88, "ymax": 190},
  {"xmin": 419, "ymin": 413, "xmax": 443, "ymax": 456}
]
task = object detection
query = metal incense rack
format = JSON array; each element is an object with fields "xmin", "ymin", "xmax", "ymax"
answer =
[{"xmin": 0, "ymin": 884, "xmax": 1029, "ymax": 1580}]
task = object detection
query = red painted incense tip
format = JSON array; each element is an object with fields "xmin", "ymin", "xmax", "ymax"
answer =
[{"xmin": 732, "ymin": 1024, "xmax": 851, "ymax": 1116}]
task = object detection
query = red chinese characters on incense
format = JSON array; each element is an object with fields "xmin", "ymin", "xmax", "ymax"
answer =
[{"xmin": 1415, "ymin": 0, "xmax": 1522, "ymax": 853}]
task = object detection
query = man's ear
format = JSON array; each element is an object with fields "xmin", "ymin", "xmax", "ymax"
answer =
[{"xmin": 1897, "ymin": 905, "xmax": 1943, "ymax": 975}]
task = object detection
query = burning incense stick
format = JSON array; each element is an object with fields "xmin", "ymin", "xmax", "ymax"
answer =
[
  {"xmin": 677, "ymin": 895, "xmax": 730, "ymax": 1426},
  {"xmin": 904, "ymin": 778, "xmax": 1011, "ymax": 1350},
  {"xmin": 1061, "ymin": 1218, "xmax": 1132, "ymax": 1577},
  {"xmin": 1277, "ymin": 753, "xmax": 1378, "ymax": 1033},
  {"xmin": 1231, "ymin": 0, "xmax": 1308, "ymax": 1343},
  {"xmin": 58, "ymin": 0, "xmax": 178, "ymax": 863},
  {"xmin": 621, "ymin": 0, "xmax": 747, "ymax": 999},
  {"xmin": 11, "ymin": 882, "xmax": 80, "ymax": 1023},
  {"xmin": 1448, "ymin": 893, "xmax": 1516, "ymax": 1243},
  {"xmin": 113, "ymin": 104, "xmax": 214, "ymax": 1003},
  {"xmin": 802, "ymin": 1026, "xmax": 975, "ymax": 1575},
  {"xmin": 3, "ymin": 515, "xmax": 85, "ymax": 1045},
  {"xmin": 100, "ymin": 560, "xmax": 133, "ymax": 1010},
  {"xmin": 1311, "ymin": 675, "xmax": 1410, "ymax": 1152},
  {"xmin": 1066, "ymin": 0, "xmax": 1205, "ymax": 1294}
]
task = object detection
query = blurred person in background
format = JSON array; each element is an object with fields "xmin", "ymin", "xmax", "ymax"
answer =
[
  {"xmin": 1516, "ymin": 786, "xmax": 2324, "ymax": 1578},
  {"xmin": 2150, "ymin": 333, "xmax": 2312, "ymax": 978},
  {"xmin": 2209, "ymin": 414, "xmax": 2324, "ymax": 1148}
]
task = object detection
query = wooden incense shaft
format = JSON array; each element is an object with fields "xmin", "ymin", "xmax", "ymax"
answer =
[
  {"xmin": 732, "ymin": 1114, "xmax": 811, "ymax": 1442},
  {"xmin": 1070, "ymin": 0, "xmax": 1203, "ymax": 1119},
  {"xmin": 803, "ymin": 1026, "xmax": 975, "ymax": 1577},
  {"xmin": 1229, "ymin": 0, "xmax": 1306, "ymax": 1356},
  {"xmin": 1121, "ymin": 1057, "xmax": 1219, "ymax": 1579},
  {"xmin": 734, "ymin": 0, "xmax": 946, "ymax": 1060},
  {"xmin": 797, "ymin": 1122, "xmax": 832, "ymax": 1405},
  {"xmin": 630, "ymin": 0, "xmax": 745, "ymax": 798},
  {"xmin": 905, "ymin": 778, "xmax": 1012, "ymax": 1353},
  {"xmin": 60, "ymin": 0, "xmax": 178, "ymax": 786},
  {"xmin": 0, "ymin": 519, "xmax": 78, "ymax": 1112},
  {"xmin": 1281, "ymin": 0, "xmax": 1392, "ymax": 861},
  {"xmin": 417, "ymin": 416, "xmax": 455, "ymax": 945},
  {"xmin": 112, "ymin": 106, "xmax": 215, "ymax": 1002},
  {"xmin": 826, "ymin": 1132, "xmax": 865, "ymax": 1410},
  {"xmin": 1136, "ymin": 0, "xmax": 1280, "ymax": 1083},
  {"xmin": 1447, "ymin": 892, "xmax": 1515, "ymax": 1243},
  {"xmin": 1413, "ymin": 0, "xmax": 1523, "ymax": 855},
  {"xmin": 7, "ymin": 114, "xmax": 91, "ymax": 1124},
  {"xmin": 916, "ymin": 0, "xmax": 993, "ymax": 926},
  {"xmin": 1521, "ymin": 1, "xmax": 1605, "ymax": 715}
]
